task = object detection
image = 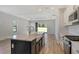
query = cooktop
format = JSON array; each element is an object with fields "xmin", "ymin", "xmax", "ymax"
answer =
[{"xmin": 65, "ymin": 35, "xmax": 79, "ymax": 41}]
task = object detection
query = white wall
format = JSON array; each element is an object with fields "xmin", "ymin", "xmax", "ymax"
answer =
[
  {"xmin": 0, "ymin": 11, "xmax": 12, "ymax": 38},
  {"xmin": 0, "ymin": 11, "xmax": 29, "ymax": 40}
]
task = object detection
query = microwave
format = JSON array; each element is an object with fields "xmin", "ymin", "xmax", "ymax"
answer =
[{"xmin": 69, "ymin": 7, "xmax": 79, "ymax": 23}]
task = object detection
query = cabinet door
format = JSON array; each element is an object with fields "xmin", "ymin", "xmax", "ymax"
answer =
[
  {"xmin": 39, "ymin": 39, "xmax": 42, "ymax": 51},
  {"xmin": 36, "ymin": 40, "xmax": 40, "ymax": 54},
  {"xmin": 40, "ymin": 36, "xmax": 45, "ymax": 48},
  {"xmin": 11, "ymin": 40, "xmax": 26, "ymax": 54},
  {"xmin": 24, "ymin": 42, "xmax": 31, "ymax": 54},
  {"xmin": 15, "ymin": 40, "xmax": 26, "ymax": 54},
  {"xmin": 31, "ymin": 39, "xmax": 36, "ymax": 54},
  {"xmin": 69, "ymin": 14, "xmax": 74, "ymax": 21}
]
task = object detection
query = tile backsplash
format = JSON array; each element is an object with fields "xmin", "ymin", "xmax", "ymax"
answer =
[{"xmin": 69, "ymin": 25, "xmax": 79, "ymax": 35}]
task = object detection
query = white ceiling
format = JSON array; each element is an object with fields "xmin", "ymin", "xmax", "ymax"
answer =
[{"xmin": 0, "ymin": 5, "xmax": 68, "ymax": 20}]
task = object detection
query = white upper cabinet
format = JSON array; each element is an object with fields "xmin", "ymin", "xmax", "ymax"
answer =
[
  {"xmin": 64, "ymin": 5, "xmax": 79, "ymax": 26},
  {"xmin": 64, "ymin": 6, "xmax": 74, "ymax": 26}
]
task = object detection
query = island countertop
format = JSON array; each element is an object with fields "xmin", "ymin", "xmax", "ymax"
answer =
[{"xmin": 10, "ymin": 34, "xmax": 43, "ymax": 41}]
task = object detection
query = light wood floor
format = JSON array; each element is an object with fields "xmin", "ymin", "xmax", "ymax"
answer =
[{"xmin": 40, "ymin": 34, "xmax": 64, "ymax": 54}]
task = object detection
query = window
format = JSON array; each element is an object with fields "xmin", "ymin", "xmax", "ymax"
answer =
[
  {"xmin": 37, "ymin": 23, "xmax": 47, "ymax": 33},
  {"xmin": 38, "ymin": 27, "xmax": 47, "ymax": 33}
]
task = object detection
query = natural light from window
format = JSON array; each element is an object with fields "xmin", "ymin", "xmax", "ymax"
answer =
[{"xmin": 38, "ymin": 27, "xmax": 47, "ymax": 33}]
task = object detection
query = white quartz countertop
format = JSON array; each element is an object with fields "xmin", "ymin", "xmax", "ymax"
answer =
[{"xmin": 0, "ymin": 34, "xmax": 43, "ymax": 42}]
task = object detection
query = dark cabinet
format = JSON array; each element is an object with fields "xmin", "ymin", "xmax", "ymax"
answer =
[
  {"xmin": 36, "ymin": 36, "xmax": 45, "ymax": 54},
  {"xmin": 42, "ymin": 36, "xmax": 45, "ymax": 47},
  {"xmin": 31, "ymin": 40, "xmax": 36, "ymax": 54},
  {"xmin": 11, "ymin": 40, "xmax": 27, "ymax": 54},
  {"xmin": 36, "ymin": 40, "xmax": 40, "ymax": 54},
  {"xmin": 11, "ymin": 36, "xmax": 45, "ymax": 54},
  {"xmin": 11, "ymin": 39, "xmax": 36, "ymax": 54}
]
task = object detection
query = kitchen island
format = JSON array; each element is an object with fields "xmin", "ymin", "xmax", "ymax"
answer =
[{"xmin": 11, "ymin": 34, "xmax": 45, "ymax": 54}]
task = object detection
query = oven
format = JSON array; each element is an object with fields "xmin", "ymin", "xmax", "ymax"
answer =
[{"xmin": 63, "ymin": 37, "xmax": 71, "ymax": 54}]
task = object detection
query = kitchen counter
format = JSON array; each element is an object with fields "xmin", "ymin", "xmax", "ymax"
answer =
[
  {"xmin": 11, "ymin": 34, "xmax": 44, "ymax": 54},
  {"xmin": 8, "ymin": 34, "xmax": 43, "ymax": 42}
]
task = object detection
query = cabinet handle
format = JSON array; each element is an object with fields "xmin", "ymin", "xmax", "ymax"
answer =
[{"xmin": 12, "ymin": 44, "xmax": 14, "ymax": 48}]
